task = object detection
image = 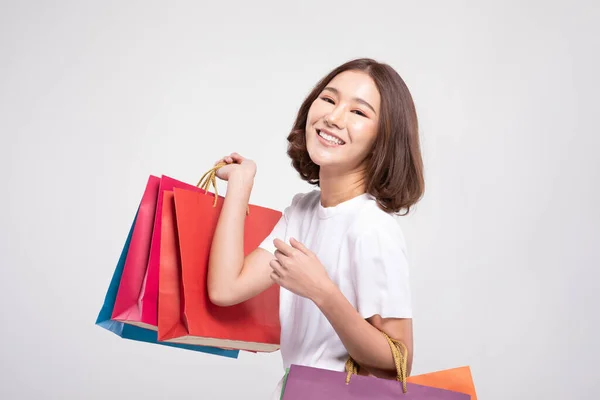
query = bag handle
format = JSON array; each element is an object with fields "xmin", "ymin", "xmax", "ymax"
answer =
[
  {"xmin": 196, "ymin": 162, "xmax": 250, "ymax": 214},
  {"xmin": 196, "ymin": 162, "xmax": 225, "ymax": 206},
  {"xmin": 344, "ymin": 331, "xmax": 409, "ymax": 393}
]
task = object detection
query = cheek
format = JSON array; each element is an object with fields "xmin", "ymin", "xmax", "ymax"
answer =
[
  {"xmin": 307, "ymin": 100, "xmax": 330, "ymax": 125},
  {"xmin": 349, "ymin": 119, "xmax": 378, "ymax": 147}
]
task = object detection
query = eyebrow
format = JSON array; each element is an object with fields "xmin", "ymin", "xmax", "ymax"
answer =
[{"xmin": 323, "ymin": 86, "xmax": 377, "ymax": 115}]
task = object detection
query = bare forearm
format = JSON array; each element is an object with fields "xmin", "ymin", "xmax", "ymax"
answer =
[
  {"xmin": 207, "ymin": 173, "xmax": 253, "ymax": 301},
  {"xmin": 314, "ymin": 286, "xmax": 398, "ymax": 375}
]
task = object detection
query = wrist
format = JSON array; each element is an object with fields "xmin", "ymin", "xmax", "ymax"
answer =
[
  {"xmin": 312, "ymin": 279, "xmax": 338, "ymax": 309},
  {"xmin": 228, "ymin": 170, "xmax": 255, "ymax": 189}
]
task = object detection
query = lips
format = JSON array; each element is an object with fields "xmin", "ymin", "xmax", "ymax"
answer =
[{"xmin": 316, "ymin": 128, "xmax": 346, "ymax": 145}]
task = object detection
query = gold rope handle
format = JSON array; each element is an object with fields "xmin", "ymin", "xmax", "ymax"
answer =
[
  {"xmin": 196, "ymin": 162, "xmax": 250, "ymax": 214},
  {"xmin": 344, "ymin": 331, "xmax": 408, "ymax": 393},
  {"xmin": 196, "ymin": 162, "xmax": 224, "ymax": 207}
]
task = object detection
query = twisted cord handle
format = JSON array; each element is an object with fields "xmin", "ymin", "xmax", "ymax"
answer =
[{"xmin": 344, "ymin": 331, "xmax": 408, "ymax": 393}]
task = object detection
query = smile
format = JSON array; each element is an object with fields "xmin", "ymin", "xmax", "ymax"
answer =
[{"xmin": 317, "ymin": 129, "xmax": 346, "ymax": 146}]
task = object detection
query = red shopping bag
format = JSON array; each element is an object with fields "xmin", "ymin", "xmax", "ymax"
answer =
[
  {"xmin": 157, "ymin": 189, "xmax": 251, "ymax": 352},
  {"xmin": 158, "ymin": 169, "xmax": 282, "ymax": 352},
  {"xmin": 111, "ymin": 175, "xmax": 160, "ymax": 329},
  {"xmin": 156, "ymin": 190, "xmax": 189, "ymax": 341},
  {"xmin": 140, "ymin": 175, "xmax": 204, "ymax": 327}
]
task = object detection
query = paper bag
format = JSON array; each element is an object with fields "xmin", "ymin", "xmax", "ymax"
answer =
[{"xmin": 158, "ymin": 186, "xmax": 281, "ymax": 352}]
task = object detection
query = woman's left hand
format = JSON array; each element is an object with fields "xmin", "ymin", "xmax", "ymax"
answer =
[{"xmin": 270, "ymin": 238, "xmax": 335, "ymax": 303}]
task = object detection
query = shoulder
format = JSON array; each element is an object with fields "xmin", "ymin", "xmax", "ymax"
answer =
[
  {"xmin": 350, "ymin": 196, "xmax": 407, "ymax": 254},
  {"xmin": 283, "ymin": 189, "xmax": 320, "ymax": 218},
  {"xmin": 291, "ymin": 189, "xmax": 320, "ymax": 208}
]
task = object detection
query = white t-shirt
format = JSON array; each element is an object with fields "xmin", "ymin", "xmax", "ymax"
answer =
[{"xmin": 259, "ymin": 190, "xmax": 413, "ymax": 373}]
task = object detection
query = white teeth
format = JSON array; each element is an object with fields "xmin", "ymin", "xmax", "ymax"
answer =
[{"xmin": 318, "ymin": 131, "xmax": 344, "ymax": 145}]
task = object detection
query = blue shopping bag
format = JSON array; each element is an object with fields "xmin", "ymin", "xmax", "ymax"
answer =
[{"xmin": 95, "ymin": 209, "xmax": 239, "ymax": 358}]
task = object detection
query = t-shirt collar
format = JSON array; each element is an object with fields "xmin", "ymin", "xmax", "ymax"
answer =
[{"xmin": 317, "ymin": 192, "xmax": 371, "ymax": 219}]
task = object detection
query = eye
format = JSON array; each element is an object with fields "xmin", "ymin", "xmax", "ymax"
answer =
[
  {"xmin": 352, "ymin": 110, "xmax": 367, "ymax": 117},
  {"xmin": 320, "ymin": 96, "xmax": 335, "ymax": 104}
]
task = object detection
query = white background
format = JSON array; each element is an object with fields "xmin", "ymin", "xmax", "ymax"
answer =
[{"xmin": 1, "ymin": 1, "xmax": 598, "ymax": 399}]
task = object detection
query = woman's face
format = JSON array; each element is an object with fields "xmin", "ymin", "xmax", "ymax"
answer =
[{"xmin": 305, "ymin": 70, "xmax": 381, "ymax": 174}]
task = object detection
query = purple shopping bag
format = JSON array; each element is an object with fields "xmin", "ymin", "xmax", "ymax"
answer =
[{"xmin": 281, "ymin": 364, "xmax": 471, "ymax": 400}]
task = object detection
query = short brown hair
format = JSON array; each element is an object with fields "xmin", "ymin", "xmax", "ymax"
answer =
[{"xmin": 287, "ymin": 58, "xmax": 425, "ymax": 215}]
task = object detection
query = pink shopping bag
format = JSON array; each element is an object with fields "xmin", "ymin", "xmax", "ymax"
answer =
[
  {"xmin": 111, "ymin": 175, "xmax": 161, "ymax": 329},
  {"xmin": 281, "ymin": 365, "xmax": 470, "ymax": 400}
]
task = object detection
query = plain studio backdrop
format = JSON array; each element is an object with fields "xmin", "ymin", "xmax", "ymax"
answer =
[{"xmin": 1, "ymin": 1, "xmax": 598, "ymax": 399}]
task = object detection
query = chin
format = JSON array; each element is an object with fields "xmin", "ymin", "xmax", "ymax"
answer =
[{"xmin": 306, "ymin": 141, "xmax": 335, "ymax": 167}]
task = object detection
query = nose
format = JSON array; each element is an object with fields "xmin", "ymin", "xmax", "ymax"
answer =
[{"xmin": 324, "ymin": 104, "xmax": 346, "ymax": 129}]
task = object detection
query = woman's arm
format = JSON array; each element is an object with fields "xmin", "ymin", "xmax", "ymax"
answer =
[
  {"xmin": 207, "ymin": 153, "xmax": 276, "ymax": 307},
  {"xmin": 315, "ymin": 285, "xmax": 413, "ymax": 377},
  {"xmin": 270, "ymin": 237, "xmax": 413, "ymax": 378}
]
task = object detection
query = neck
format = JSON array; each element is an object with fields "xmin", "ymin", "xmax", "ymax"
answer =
[{"xmin": 318, "ymin": 166, "xmax": 367, "ymax": 208}]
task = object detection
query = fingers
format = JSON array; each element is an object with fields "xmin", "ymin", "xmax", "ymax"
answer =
[
  {"xmin": 274, "ymin": 249, "xmax": 288, "ymax": 264},
  {"xmin": 215, "ymin": 153, "xmax": 245, "ymax": 166},
  {"xmin": 214, "ymin": 157, "xmax": 230, "ymax": 166},
  {"xmin": 274, "ymin": 238, "xmax": 312, "ymax": 257},
  {"xmin": 273, "ymin": 238, "xmax": 295, "ymax": 257},
  {"xmin": 229, "ymin": 152, "xmax": 245, "ymax": 163},
  {"xmin": 269, "ymin": 258, "xmax": 282, "ymax": 272},
  {"xmin": 270, "ymin": 271, "xmax": 281, "ymax": 284},
  {"xmin": 269, "ymin": 259, "xmax": 283, "ymax": 283},
  {"xmin": 289, "ymin": 238, "xmax": 311, "ymax": 255}
]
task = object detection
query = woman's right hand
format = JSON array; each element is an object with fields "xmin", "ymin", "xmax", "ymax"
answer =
[{"xmin": 214, "ymin": 152, "xmax": 257, "ymax": 182}]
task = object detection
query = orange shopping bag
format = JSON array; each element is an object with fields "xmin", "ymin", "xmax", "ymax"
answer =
[{"xmin": 407, "ymin": 366, "xmax": 477, "ymax": 400}]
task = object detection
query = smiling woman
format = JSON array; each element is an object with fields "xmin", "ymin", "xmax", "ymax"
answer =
[
  {"xmin": 287, "ymin": 59, "xmax": 424, "ymax": 213},
  {"xmin": 206, "ymin": 58, "xmax": 425, "ymax": 398}
]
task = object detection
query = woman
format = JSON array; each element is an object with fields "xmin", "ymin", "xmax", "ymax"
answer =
[{"xmin": 207, "ymin": 58, "xmax": 424, "ymax": 397}]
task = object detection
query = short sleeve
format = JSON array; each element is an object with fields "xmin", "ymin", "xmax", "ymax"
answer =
[
  {"xmin": 258, "ymin": 193, "xmax": 303, "ymax": 255},
  {"xmin": 258, "ymin": 214, "xmax": 287, "ymax": 255},
  {"xmin": 351, "ymin": 224, "xmax": 413, "ymax": 320}
]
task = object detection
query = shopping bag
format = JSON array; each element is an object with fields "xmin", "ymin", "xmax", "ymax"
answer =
[
  {"xmin": 157, "ymin": 189, "xmax": 243, "ymax": 352},
  {"xmin": 140, "ymin": 175, "xmax": 206, "ymax": 327},
  {"xmin": 111, "ymin": 175, "xmax": 160, "ymax": 329},
  {"xmin": 280, "ymin": 332, "xmax": 471, "ymax": 399},
  {"xmin": 407, "ymin": 366, "xmax": 477, "ymax": 400},
  {"xmin": 281, "ymin": 365, "xmax": 470, "ymax": 400},
  {"xmin": 156, "ymin": 190, "xmax": 197, "ymax": 342},
  {"xmin": 95, "ymin": 207, "xmax": 238, "ymax": 357},
  {"xmin": 158, "ymin": 164, "xmax": 282, "ymax": 352}
]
